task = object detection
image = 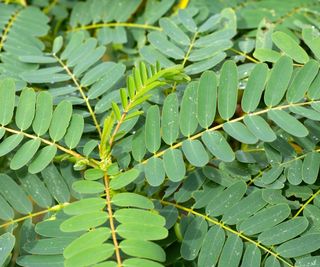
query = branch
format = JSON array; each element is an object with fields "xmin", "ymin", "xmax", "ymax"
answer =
[
  {"xmin": 0, "ymin": 203, "xmax": 66, "ymax": 229},
  {"xmin": 142, "ymin": 99, "xmax": 320, "ymax": 165},
  {"xmin": 104, "ymin": 173, "xmax": 122, "ymax": 266},
  {"xmin": 68, "ymin": 22, "xmax": 162, "ymax": 33},
  {"xmin": 43, "ymin": 0, "xmax": 58, "ymax": 14},
  {"xmin": 294, "ymin": 186, "xmax": 320, "ymax": 218},
  {"xmin": 0, "ymin": 125, "xmax": 99, "ymax": 168}
]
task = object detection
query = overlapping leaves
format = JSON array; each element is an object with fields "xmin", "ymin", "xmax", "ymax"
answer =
[
  {"xmin": 141, "ymin": 7, "xmax": 236, "ymax": 74},
  {"xmin": 0, "ymin": 79, "xmax": 84, "ymax": 173},
  {"xmin": 1, "ymin": 1, "xmax": 320, "ymax": 267},
  {"xmin": 135, "ymin": 56, "xmax": 320, "ymax": 187}
]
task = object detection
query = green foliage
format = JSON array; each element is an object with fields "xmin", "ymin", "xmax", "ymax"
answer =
[{"xmin": 1, "ymin": 1, "xmax": 320, "ymax": 267}]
